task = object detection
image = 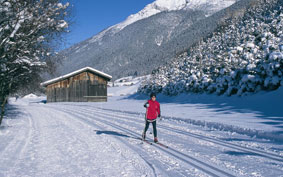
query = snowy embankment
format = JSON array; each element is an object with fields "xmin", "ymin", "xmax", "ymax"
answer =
[
  {"xmin": 0, "ymin": 76, "xmax": 282, "ymax": 176},
  {"xmin": 106, "ymin": 77, "xmax": 283, "ymax": 142}
]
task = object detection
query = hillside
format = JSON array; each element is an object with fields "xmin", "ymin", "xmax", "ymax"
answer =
[
  {"xmin": 51, "ymin": 0, "xmax": 254, "ymax": 80},
  {"xmin": 139, "ymin": 0, "xmax": 283, "ymax": 96}
]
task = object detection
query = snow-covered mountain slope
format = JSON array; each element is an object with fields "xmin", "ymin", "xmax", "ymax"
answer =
[
  {"xmin": 87, "ymin": 0, "xmax": 237, "ymax": 44},
  {"xmin": 87, "ymin": 0, "xmax": 238, "ymax": 44},
  {"xmin": 52, "ymin": 0, "xmax": 249, "ymax": 80},
  {"xmin": 113, "ymin": 0, "xmax": 237, "ymax": 31},
  {"xmin": 139, "ymin": 0, "xmax": 283, "ymax": 96}
]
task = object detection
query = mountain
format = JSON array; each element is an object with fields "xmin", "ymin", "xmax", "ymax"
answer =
[
  {"xmin": 53, "ymin": 0, "xmax": 250, "ymax": 80},
  {"xmin": 100, "ymin": 0, "xmax": 237, "ymax": 32},
  {"xmin": 139, "ymin": 0, "xmax": 283, "ymax": 96}
]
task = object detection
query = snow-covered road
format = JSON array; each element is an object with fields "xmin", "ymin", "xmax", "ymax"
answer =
[{"xmin": 1, "ymin": 96, "xmax": 283, "ymax": 177}]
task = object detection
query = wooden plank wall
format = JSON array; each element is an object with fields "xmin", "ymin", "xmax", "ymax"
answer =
[{"xmin": 46, "ymin": 71, "xmax": 108, "ymax": 102}]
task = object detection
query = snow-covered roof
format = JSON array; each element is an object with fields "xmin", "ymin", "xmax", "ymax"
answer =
[{"xmin": 41, "ymin": 67, "xmax": 112, "ymax": 87}]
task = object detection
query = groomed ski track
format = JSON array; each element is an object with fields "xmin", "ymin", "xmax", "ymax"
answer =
[
  {"xmin": 1, "ymin": 101, "xmax": 283, "ymax": 176},
  {"xmin": 39, "ymin": 103, "xmax": 283, "ymax": 176},
  {"xmin": 83, "ymin": 106, "xmax": 283, "ymax": 163},
  {"xmin": 54, "ymin": 106, "xmax": 237, "ymax": 177}
]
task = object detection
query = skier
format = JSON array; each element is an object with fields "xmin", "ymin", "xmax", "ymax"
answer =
[
  {"xmin": 15, "ymin": 95, "xmax": 19, "ymax": 101},
  {"xmin": 142, "ymin": 93, "xmax": 161, "ymax": 143}
]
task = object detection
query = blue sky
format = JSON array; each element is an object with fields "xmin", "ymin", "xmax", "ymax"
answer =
[{"xmin": 64, "ymin": 0, "xmax": 155, "ymax": 49}]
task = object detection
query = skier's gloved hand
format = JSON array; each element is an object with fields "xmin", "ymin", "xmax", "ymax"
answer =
[
  {"xmin": 158, "ymin": 114, "xmax": 161, "ymax": 117},
  {"xmin": 144, "ymin": 105, "xmax": 148, "ymax": 108}
]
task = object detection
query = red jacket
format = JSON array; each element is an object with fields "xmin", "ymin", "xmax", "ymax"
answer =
[{"xmin": 145, "ymin": 100, "xmax": 160, "ymax": 120}]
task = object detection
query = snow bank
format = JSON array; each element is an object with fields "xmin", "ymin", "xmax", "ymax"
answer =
[
  {"xmin": 109, "ymin": 83, "xmax": 283, "ymax": 142},
  {"xmin": 23, "ymin": 94, "xmax": 38, "ymax": 99},
  {"xmin": 9, "ymin": 94, "xmax": 46, "ymax": 106},
  {"xmin": 108, "ymin": 75, "xmax": 149, "ymax": 96}
]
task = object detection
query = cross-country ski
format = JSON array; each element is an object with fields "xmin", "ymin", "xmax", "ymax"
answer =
[{"xmin": 155, "ymin": 142, "xmax": 169, "ymax": 148}]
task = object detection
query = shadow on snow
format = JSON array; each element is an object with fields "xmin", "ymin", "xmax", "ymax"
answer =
[
  {"xmin": 124, "ymin": 90, "xmax": 283, "ymax": 142},
  {"xmin": 94, "ymin": 130, "xmax": 131, "ymax": 138}
]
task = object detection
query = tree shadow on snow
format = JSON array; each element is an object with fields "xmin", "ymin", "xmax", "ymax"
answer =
[
  {"xmin": 2, "ymin": 104, "xmax": 23, "ymax": 120},
  {"xmin": 0, "ymin": 105, "xmax": 23, "ymax": 129},
  {"xmin": 224, "ymin": 151, "xmax": 259, "ymax": 157},
  {"xmin": 94, "ymin": 130, "xmax": 132, "ymax": 138},
  {"xmin": 127, "ymin": 91, "xmax": 283, "ymax": 118},
  {"xmin": 126, "ymin": 90, "xmax": 283, "ymax": 133},
  {"xmin": 220, "ymin": 137, "xmax": 283, "ymax": 146}
]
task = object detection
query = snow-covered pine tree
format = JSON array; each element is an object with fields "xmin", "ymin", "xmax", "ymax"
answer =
[
  {"xmin": 0, "ymin": 0, "xmax": 70, "ymax": 125},
  {"xmin": 139, "ymin": 0, "xmax": 282, "ymax": 97}
]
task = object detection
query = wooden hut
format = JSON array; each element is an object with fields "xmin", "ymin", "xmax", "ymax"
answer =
[{"xmin": 41, "ymin": 67, "xmax": 112, "ymax": 102}]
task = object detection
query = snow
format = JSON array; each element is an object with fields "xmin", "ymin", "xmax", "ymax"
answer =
[
  {"xmin": 186, "ymin": 0, "xmax": 236, "ymax": 14},
  {"xmin": 10, "ymin": 18, "xmax": 24, "ymax": 38},
  {"xmin": 1, "ymin": 76, "xmax": 283, "ymax": 176},
  {"xmin": 57, "ymin": 3, "xmax": 63, "ymax": 8},
  {"xmin": 269, "ymin": 52, "xmax": 283, "ymax": 61},
  {"xmin": 108, "ymin": 80, "xmax": 283, "ymax": 140},
  {"xmin": 241, "ymin": 74, "xmax": 255, "ymax": 82},
  {"xmin": 155, "ymin": 0, "xmax": 187, "ymax": 11},
  {"xmin": 140, "ymin": 1, "xmax": 283, "ymax": 97},
  {"xmin": 246, "ymin": 42, "xmax": 255, "ymax": 48},
  {"xmin": 23, "ymin": 93, "xmax": 38, "ymax": 99},
  {"xmin": 41, "ymin": 66, "xmax": 112, "ymax": 87},
  {"xmin": 113, "ymin": 0, "xmax": 188, "ymax": 30},
  {"xmin": 89, "ymin": 0, "xmax": 237, "ymax": 43},
  {"xmin": 108, "ymin": 76, "xmax": 148, "ymax": 96},
  {"xmin": 57, "ymin": 20, "xmax": 68, "ymax": 29}
]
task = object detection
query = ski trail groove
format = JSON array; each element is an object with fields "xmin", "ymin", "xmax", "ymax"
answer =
[
  {"xmin": 27, "ymin": 105, "xmax": 157, "ymax": 177},
  {"xmin": 88, "ymin": 106, "xmax": 283, "ymax": 163},
  {"xmin": 0, "ymin": 108, "xmax": 34, "ymax": 175},
  {"xmin": 55, "ymin": 105, "xmax": 237, "ymax": 177},
  {"xmin": 100, "ymin": 108, "xmax": 283, "ymax": 163},
  {"xmin": 94, "ymin": 114, "xmax": 236, "ymax": 177},
  {"xmin": 49, "ymin": 107, "xmax": 162, "ymax": 177},
  {"xmin": 58, "ymin": 106, "xmax": 203, "ymax": 177},
  {"xmin": 58, "ymin": 106, "xmax": 197, "ymax": 177},
  {"xmin": 58, "ymin": 106, "xmax": 223, "ymax": 176}
]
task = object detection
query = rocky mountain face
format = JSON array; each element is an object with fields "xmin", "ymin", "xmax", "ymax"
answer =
[{"xmin": 53, "ymin": 0, "xmax": 254, "ymax": 80}]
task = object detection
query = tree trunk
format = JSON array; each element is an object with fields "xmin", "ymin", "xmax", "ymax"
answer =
[{"xmin": 0, "ymin": 96, "xmax": 8, "ymax": 126}]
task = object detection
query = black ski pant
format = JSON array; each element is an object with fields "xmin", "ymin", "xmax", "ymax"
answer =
[{"xmin": 143, "ymin": 120, "xmax": 157, "ymax": 138}]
